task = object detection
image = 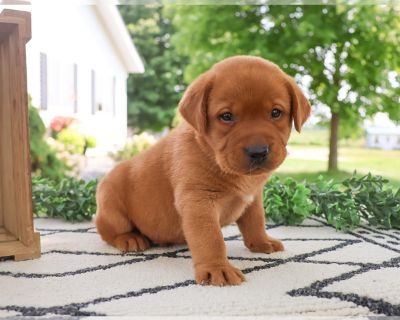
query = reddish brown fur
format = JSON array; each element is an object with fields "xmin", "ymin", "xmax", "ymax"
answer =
[{"xmin": 96, "ymin": 56, "xmax": 311, "ymax": 286}]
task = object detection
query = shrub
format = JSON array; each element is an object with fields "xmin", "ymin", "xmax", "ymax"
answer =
[
  {"xmin": 264, "ymin": 173, "xmax": 400, "ymax": 231},
  {"xmin": 50, "ymin": 116, "xmax": 74, "ymax": 137},
  {"xmin": 32, "ymin": 176, "xmax": 98, "ymax": 222},
  {"xmin": 52, "ymin": 121, "xmax": 97, "ymax": 156},
  {"xmin": 264, "ymin": 177, "xmax": 315, "ymax": 226},
  {"xmin": 29, "ymin": 103, "xmax": 68, "ymax": 180},
  {"xmin": 109, "ymin": 132, "xmax": 156, "ymax": 161},
  {"xmin": 31, "ymin": 172, "xmax": 400, "ymax": 230},
  {"xmin": 57, "ymin": 128, "xmax": 87, "ymax": 154}
]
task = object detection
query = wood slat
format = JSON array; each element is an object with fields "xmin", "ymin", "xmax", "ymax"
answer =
[
  {"xmin": 0, "ymin": 10, "xmax": 40, "ymax": 260},
  {"xmin": 0, "ymin": 227, "xmax": 17, "ymax": 242},
  {"xmin": 0, "ymin": 24, "xmax": 18, "ymax": 238},
  {"xmin": 1, "ymin": 10, "xmax": 31, "ymax": 41},
  {"xmin": 0, "ymin": 232, "xmax": 40, "ymax": 261},
  {"xmin": 0, "ymin": 30, "xmax": 4, "ymax": 229}
]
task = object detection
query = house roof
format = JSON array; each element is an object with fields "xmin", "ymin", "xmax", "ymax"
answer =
[
  {"xmin": 95, "ymin": 2, "xmax": 144, "ymax": 73},
  {"xmin": 0, "ymin": 1, "xmax": 144, "ymax": 74}
]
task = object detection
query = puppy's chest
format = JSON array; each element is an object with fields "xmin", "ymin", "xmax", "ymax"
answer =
[{"xmin": 218, "ymin": 193, "xmax": 256, "ymax": 226}]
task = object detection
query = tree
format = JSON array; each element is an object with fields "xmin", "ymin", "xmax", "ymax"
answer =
[
  {"xmin": 169, "ymin": 5, "xmax": 400, "ymax": 171},
  {"xmin": 119, "ymin": 5, "xmax": 188, "ymax": 132}
]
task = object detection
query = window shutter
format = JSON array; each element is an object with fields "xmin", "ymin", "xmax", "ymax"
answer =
[
  {"xmin": 91, "ymin": 69, "xmax": 95, "ymax": 115},
  {"xmin": 112, "ymin": 76, "xmax": 116, "ymax": 117},
  {"xmin": 73, "ymin": 63, "xmax": 78, "ymax": 113},
  {"xmin": 40, "ymin": 52, "xmax": 47, "ymax": 110}
]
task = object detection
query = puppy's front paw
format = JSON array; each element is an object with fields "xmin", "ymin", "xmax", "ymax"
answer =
[
  {"xmin": 247, "ymin": 237, "xmax": 284, "ymax": 254},
  {"xmin": 195, "ymin": 262, "xmax": 245, "ymax": 286}
]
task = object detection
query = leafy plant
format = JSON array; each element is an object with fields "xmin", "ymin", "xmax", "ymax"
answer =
[
  {"xmin": 32, "ymin": 176, "xmax": 98, "ymax": 222},
  {"xmin": 57, "ymin": 128, "xmax": 86, "ymax": 154},
  {"xmin": 263, "ymin": 177, "xmax": 315, "ymax": 226},
  {"xmin": 308, "ymin": 176, "xmax": 361, "ymax": 232},
  {"xmin": 56, "ymin": 128, "xmax": 97, "ymax": 156},
  {"xmin": 49, "ymin": 116, "xmax": 74, "ymax": 137},
  {"xmin": 31, "ymin": 172, "xmax": 400, "ymax": 230},
  {"xmin": 109, "ymin": 132, "xmax": 156, "ymax": 161},
  {"xmin": 29, "ymin": 102, "xmax": 68, "ymax": 180},
  {"xmin": 264, "ymin": 173, "xmax": 400, "ymax": 231}
]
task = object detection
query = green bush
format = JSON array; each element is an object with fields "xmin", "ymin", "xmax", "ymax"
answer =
[
  {"xmin": 31, "ymin": 172, "xmax": 400, "ymax": 230},
  {"xmin": 32, "ymin": 176, "xmax": 98, "ymax": 222},
  {"xmin": 85, "ymin": 136, "xmax": 97, "ymax": 149},
  {"xmin": 264, "ymin": 177, "xmax": 315, "ymax": 226},
  {"xmin": 57, "ymin": 128, "xmax": 86, "ymax": 154},
  {"xmin": 264, "ymin": 173, "xmax": 400, "ymax": 231},
  {"xmin": 29, "ymin": 104, "xmax": 68, "ymax": 180},
  {"xmin": 56, "ymin": 128, "xmax": 97, "ymax": 155},
  {"xmin": 109, "ymin": 132, "xmax": 156, "ymax": 161}
]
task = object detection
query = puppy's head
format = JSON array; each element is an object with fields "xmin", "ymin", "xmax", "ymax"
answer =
[{"xmin": 179, "ymin": 56, "xmax": 311, "ymax": 175}]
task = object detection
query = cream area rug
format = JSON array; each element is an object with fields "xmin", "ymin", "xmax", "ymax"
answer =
[{"xmin": 0, "ymin": 217, "xmax": 399, "ymax": 317}]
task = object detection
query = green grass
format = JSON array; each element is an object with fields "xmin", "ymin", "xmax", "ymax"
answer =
[
  {"xmin": 289, "ymin": 128, "xmax": 365, "ymax": 148},
  {"xmin": 275, "ymin": 145, "xmax": 400, "ymax": 189},
  {"xmin": 288, "ymin": 129, "xmax": 329, "ymax": 146}
]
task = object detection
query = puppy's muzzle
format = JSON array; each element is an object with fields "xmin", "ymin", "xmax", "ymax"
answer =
[{"xmin": 244, "ymin": 144, "xmax": 269, "ymax": 166}]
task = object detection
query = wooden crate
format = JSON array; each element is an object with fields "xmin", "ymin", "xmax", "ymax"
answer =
[{"xmin": 0, "ymin": 9, "xmax": 40, "ymax": 261}]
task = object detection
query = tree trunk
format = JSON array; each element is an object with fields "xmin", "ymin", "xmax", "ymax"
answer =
[{"xmin": 328, "ymin": 112, "xmax": 340, "ymax": 171}]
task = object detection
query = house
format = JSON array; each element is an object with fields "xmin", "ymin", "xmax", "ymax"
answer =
[
  {"xmin": 364, "ymin": 113, "xmax": 400, "ymax": 150},
  {"xmin": 365, "ymin": 126, "xmax": 400, "ymax": 150},
  {"xmin": 0, "ymin": 2, "xmax": 144, "ymax": 155}
]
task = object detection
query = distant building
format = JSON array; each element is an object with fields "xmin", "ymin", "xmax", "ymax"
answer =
[
  {"xmin": 365, "ymin": 126, "xmax": 400, "ymax": 150},
  {"xmin": 1, "ymin": 3, "xmax": 144, "ymax": 155}
]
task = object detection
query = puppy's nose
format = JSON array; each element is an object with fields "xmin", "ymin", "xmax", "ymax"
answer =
[{"xmin": 244, "ymin": 145, "xmax": 269, "ymax": 163}]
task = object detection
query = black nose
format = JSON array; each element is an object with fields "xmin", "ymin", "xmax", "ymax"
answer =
[{"xmin": 244, "ymin": 145, "xmax": 269, "ymax": 163}]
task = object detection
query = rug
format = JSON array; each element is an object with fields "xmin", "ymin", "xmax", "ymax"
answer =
[{"xmin": 0, "ymin": 217, "xmax": 399, "ymax": 317}]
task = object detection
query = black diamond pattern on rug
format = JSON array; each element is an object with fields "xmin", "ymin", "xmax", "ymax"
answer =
[{"xmin": 0, "ymin": 217, "xmax": 399, "ymax": 317}]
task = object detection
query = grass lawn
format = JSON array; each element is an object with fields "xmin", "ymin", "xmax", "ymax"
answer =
[{"xmin": 274, "ymin": 145, "xmax": 400, "ymax": 189}]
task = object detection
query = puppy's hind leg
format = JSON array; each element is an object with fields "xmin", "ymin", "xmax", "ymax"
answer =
[
  {"xmin": 96, "ymin": 210, "xmax": 150, "ymax": 252},
  {"xmin": 96, "ymin": 186, "xmax": 150, "ymax": 252}
]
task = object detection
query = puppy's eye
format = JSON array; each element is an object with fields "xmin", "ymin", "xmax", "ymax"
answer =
[
  {"xmin": 219, "ymin": 112, "xmax": 234, "ymax": 123},
  {"xmin": 271, "ymin": 108, "xmax": 282, "ymax": 119}
]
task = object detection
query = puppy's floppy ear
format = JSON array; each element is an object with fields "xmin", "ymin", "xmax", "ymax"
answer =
[
  {"xmin": 179, "ymin": 71, "xmax": 214, "ymax": 133},
  {"xmin": 286, "ymin": 76, "xmax": 311, "ymax": 133}
]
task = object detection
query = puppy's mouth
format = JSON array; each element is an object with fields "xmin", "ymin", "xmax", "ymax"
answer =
[
  {"xmin": 215, "ymin": 145, "xmax": 287, "ymax": 176},
  {"xmin": 221, "ymin": 158, "xmax": 271, "ymax": 176},
  {"xmin": 244, "ymin": 163, "xmax": 270, "ymax": 175},
  {"xmin": 241, "ymin": 154, "xmax": 287, "ymax": 176}
]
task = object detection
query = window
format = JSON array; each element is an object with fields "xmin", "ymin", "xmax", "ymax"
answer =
[
  {"xmin": 42, "ymin": 54, "xmax": 76, "ymax": 112},
  {"xmin": 112, "ymin": 76, "xmax": 116, "ymax": 117},
  {"xmin": 91, "ymin": 69, "xmax": 96, "ymax": 115},
  {"xmin": 91, "ymin": 71, "xmax": 114, "ymax": 115},
  {"xmin": 39, "ymin": 53, "xmax": 47, "ymax": 110},
  {"xmin": 73, "ymin": 64, "xmax": 78, "ymax": 113}
]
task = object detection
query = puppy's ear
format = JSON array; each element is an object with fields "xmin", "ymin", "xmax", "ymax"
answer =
[
  {"xmin": 179, "ymin": 71, "xmax": 214, "ymax": 133},
  {"xmin": 286, "ymin": 76, "xmax": 311, "ymax": 133}
]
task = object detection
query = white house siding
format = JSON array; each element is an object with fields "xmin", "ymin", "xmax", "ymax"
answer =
[
  {"xmin": 366, "ymin": 134, "xmax": 400, "ymax": 150},
  {"xmin": 22, "ymin": 5, "xmax": 130, "ymax": 155},
  {"xmin": 365, "ymin": 127, "xmax": 400, "ymax": 150}
]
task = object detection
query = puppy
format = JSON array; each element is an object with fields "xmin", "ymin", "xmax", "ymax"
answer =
[{"xmin": 96, "ymin": 56, "xmax": 310, "ymax": 286}]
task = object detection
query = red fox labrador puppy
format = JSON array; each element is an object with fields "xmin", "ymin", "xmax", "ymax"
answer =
[{"xmin": 96, "ymin": 56, "xmax": 310, "ymax": 286}]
